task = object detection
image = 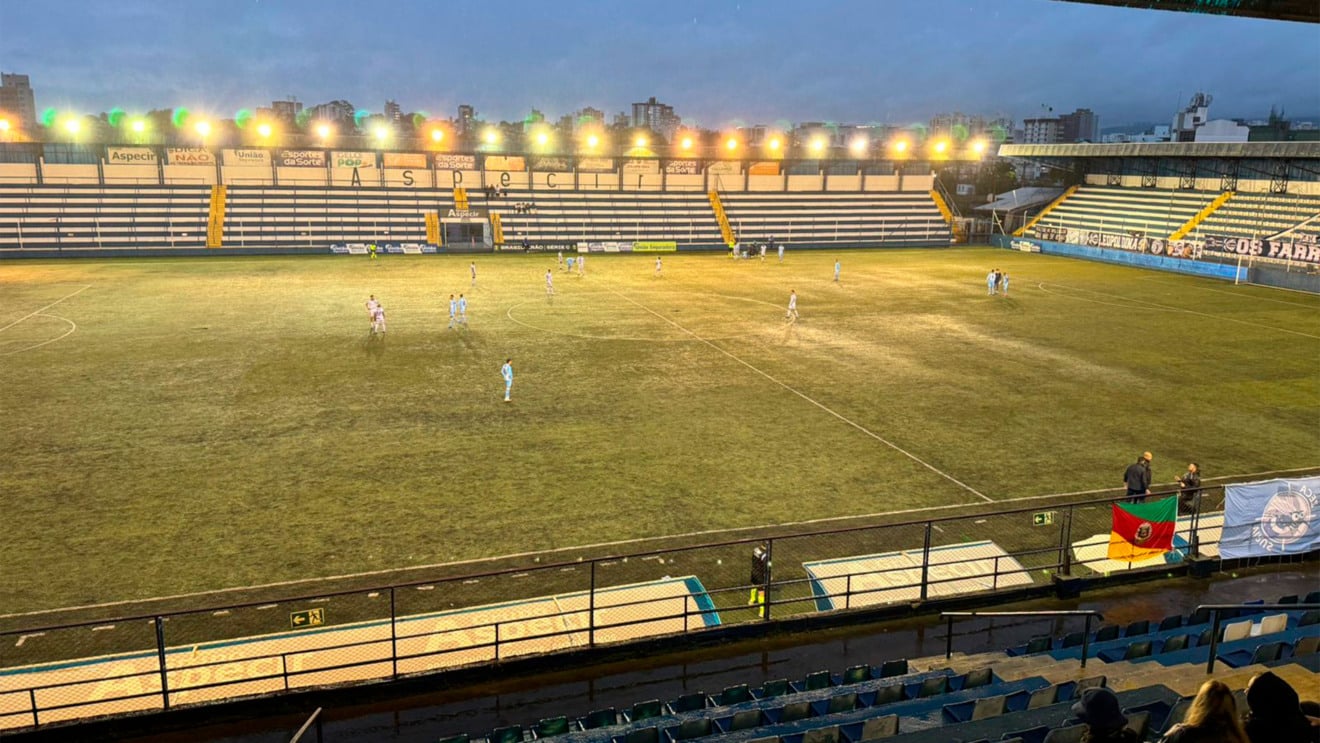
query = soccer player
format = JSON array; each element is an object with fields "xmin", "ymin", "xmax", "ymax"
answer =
[
  {"xmin": 366, "ymin": 295, "xmax": 380, "ymax": 331},
  {"xmin": 501, "ymin": 358, "xmax": 514, "ymax": 402},
  {"xmin": 834, "ymin": 259, "xmax": 841, "ymax": 283},
  {"xmin": 372, "ymin": 303, "xmax": 387, "ymax": 334},
  {"xmin": 447, "ymin": 294, "xmax": 457, "ymax": 330},
  {"xmin": 775, "ymin": 238, "xmax": 783, "ymax": 263},
  {"xmin": 760, "ymin": 244, "xmax": 766, "ymax": 261},
  {"xmin": 567, "ymin": 255, "xmax": 575, "ymax": 273},
  {"xmin": 470, "ymin": 261, "xmax": 477, "ymax": 288},
  {"xmin": 458, "ymin": 293, "xmax": 468, "ymax": 326},
  {"xmin": 655, "ymin": 256, "xmax": 663, "ymax": 277},
  {"xmin": 577, "ymin": 253, "xmax": 585, "ymax": 276},
  {"xmin": 986, "ymin": 268, "xmax": 997, "ymax": 295},
  {"xmin": 1000, "ymin": 272, "xmax": 1010, "ymax": 296},
  {"xmin": 786, "ymin": 290, "xmax": 799, "ymax": 321},
  {"xmin": 557, "ymin": 250, "xmax": 564, "ymax": 268},
  {"xmin": 368, "ymin": 243, "xmax": 378, "ymax": 260},
  {"xmin": 545, "ymin": 269, "xmax": 555, "ymax": 296}
]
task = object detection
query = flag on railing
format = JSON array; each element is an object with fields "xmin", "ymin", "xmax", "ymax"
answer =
[{"xmin": 1108, "ymin": 496, "xmax": 1176, "ymax": 562}]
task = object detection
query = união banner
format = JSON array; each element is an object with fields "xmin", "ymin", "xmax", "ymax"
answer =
[
  {"xmin": 632, "ymin": 241, "xmax": 677, "ymax": 253},
  {"xmin": 1220, "ymin": 476, "xmax": 1320, "ymax": 558},
  {"xmin": 223, "ymin": 148, "xmax": 272, "ymax": 167}
]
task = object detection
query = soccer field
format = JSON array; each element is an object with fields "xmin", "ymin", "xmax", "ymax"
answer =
[{"xmin": 2, "ymin": 247, "xmax": 1318, "ymax": 617}]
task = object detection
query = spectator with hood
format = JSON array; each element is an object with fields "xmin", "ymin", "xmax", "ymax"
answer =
[{"xmin": 1242, "ymin": 671, "xmax": 1319, "ymax": 743}]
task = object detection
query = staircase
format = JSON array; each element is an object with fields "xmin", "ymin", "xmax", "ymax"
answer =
[
  {"xmin": 1013, "ymin": 185, "xmax": 1078, "ymax": 237},
  {"xmin": 928, "ymin": 189, "xmax": 965, "ymax": 242},
  {"xmin": 425, "ymin": 211, "xmax": 441, "ymax": 246},
  {"xmin": 490, "ymin": 213, "xmax": 505, "ymax": 246},
  {"xmin": 708, "ymin": 190, "xmax": 736, "ymax": 247},
  {"xmin": 206, "ymin": 185, "xmax": 226, "ymax": 248},
  {"xmin": 1169, "ymin": 191, "xmax": 1234, "ymax": 240},
  {"xmin": 454, "ymin": 187, "xmax": 469, "ymax": 210}
]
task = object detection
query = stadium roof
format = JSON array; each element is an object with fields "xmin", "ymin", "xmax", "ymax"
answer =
[
  {"xmin": 974, "ymin": 187, "xmax": 1066, "ymax": 213},
  {"xmin": 1055, "ymin": 0, "xmax": 1318, "ymax": 24},
  {"xmin": 998, "ymin": 142, "xmax": 1320, "ymax": 159}
]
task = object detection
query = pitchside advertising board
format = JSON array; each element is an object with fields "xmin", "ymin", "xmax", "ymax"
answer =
[
  {"xmin": 1203, "ymin": 234, "xmax": 1320, "ymax": 265},
  {"xmin": 1034, "ymin": 226, "xmax": 1204, "ymax": 259},
  {"xmin": 332, "ymin": 151, "xmax": 376, "ymax": 169},
  {"xmin": 1220, "ymin": 476, "xmax": 1320, "ymax": 558}
]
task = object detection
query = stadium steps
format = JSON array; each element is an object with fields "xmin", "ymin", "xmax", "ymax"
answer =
[
  {"xmin": 426, "ymin": 210, "xmax": 441, "ymax": 245},
  {"xmin": 1168, "ymin": 190, "xmax": 1233, "ymax": 240},
  {"xmin": 455, "ymin": 186, "xmax": 469, "ymax": 210},
  {"xmin": 491, "ymin": 212, "xmax": 505, "ymax": 245},
  {"xmin": 206, "ymin": 184, "xmax": 227, "ymax": 247},
  {"xmin": 927, "ymin": 189, "xmax": 964, "ymax": 243},
  {"xmin": 709, "ymin": 190, "xmax": 735, "ymax": 246},
  {"xmin": 1013, "ymin": 185, "xmax": 1077, "ymax": 237}
]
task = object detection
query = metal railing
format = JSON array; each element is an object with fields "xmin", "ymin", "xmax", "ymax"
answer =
[
  {"xmin": 289, "ymin": 707, "xmax": 323, "ymax": 743},
  {"xmin": 941, "ymin": 610, "xmax": 1104, "ymax": 667},
  {"xmin": 0, "ymin": 482, "xmax": 1311, "ymax": 732}
]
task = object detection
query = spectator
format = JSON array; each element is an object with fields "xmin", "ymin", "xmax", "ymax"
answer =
[
  {"xmin": 1123, "ymin": 452, "xmax": 1153, "ymax": 502},
  {"xmin": 1176, "ymin": 462, "xmax": 1202, "ymax": 514},
  {"xmin": 1071, "ymin": 687, "xmax": 1139, "ymax": 743},
  {"xmin": 1242, "ymin": 671, "xmax": 1319, "ymax": 743},
  {"xmin": 1161, "ymin": 679, "xmax": 1248, "ymax": 743}
]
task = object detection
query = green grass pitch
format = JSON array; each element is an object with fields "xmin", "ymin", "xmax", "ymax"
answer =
[{"xmin": 1, "ymin": 247, "xmax": 1317, "ymax": 618}]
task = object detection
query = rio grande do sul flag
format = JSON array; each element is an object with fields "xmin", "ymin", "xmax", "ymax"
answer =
[{"xmin": 1108, "ymin": 496, "xmax": 1177, "ymax": 562}]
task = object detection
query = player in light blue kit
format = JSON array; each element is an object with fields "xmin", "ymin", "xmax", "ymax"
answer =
[
  {"xmin": 447, "ymin": 294, "xmax": 457, "ymax": 330},
  {"xmin": 986, "ymin": 268, "xmax": 997, "ymax": 295},
  {"xmin": 458, "ymin": 293, "xmax": 468, "ymax": 326},
  {"xmin": 501, "ymin": 358, "xmax": 514, "ymax": 402},
  {"xmin": 834, "ymin": 260, "xmax": 841, "ymax": 282}
]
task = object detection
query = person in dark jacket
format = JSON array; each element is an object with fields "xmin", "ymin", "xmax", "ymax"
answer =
[
  {"xmin": 1124, "ymin": 452, "xmax": 1153, "ymax": 502},
  {"xmin": 1242, "ymin": 671, "xmax": 1319, "ymax": 743},
  {"xmin": 1072, "ymin": 687, "xmax": 1139, "ymax": 743},
  {"xmin": 1176, "ymin": 463, "xmax": 1202, "ymax": 514}
]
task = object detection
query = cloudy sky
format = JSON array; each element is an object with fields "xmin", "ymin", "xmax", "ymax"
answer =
[{"xmin": 2, "ymin": 0, "xmax": 1316, "ymax": 128}]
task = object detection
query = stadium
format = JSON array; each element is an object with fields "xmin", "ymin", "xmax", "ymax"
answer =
[{"xmin": 1, "ymin": 1, "xmax": 1318, "ymax": 742}]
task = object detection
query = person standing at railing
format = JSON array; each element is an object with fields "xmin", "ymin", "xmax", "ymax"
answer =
[
  {"xmin": 1124, "ymin": 452, "xmax": 1153, "ymax": 502},
  {"xmin": 749, "ymin": 544, "xmax": 770, "ymax": 618},
  {"xmin": 1176, "ymin": 463, "xmax": 1202, "ymax": 515}
]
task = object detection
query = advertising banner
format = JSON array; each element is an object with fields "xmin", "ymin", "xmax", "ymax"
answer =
[
  {"xmin": 1203, "ymin": 234, "xmax": 1320, "ymax": 265},
  {"xmin": 383, "ymin": 152, "xmax": 428, "ymax": 169},
  {"xmin": 531, "ymin": 156, "xmax": 572, "ymax": 171},
  {"xmin": 665, "ymin": 160, "xmax": 701, "ymax": 175},
  {"xmin": 483, "ymin": 155, "xmax": 526, "ymax": 171},
  {"xmin": 749, "ymin": 161, "xmax": 781, "ymax": 176},
  {"xmin": 435, "ymin": 153, "xmax": 477, "ymax": 170},
  {"xmin": 332, "ymin": 151, "xmax": 376, "ymax": 169},
  {"xmin": 1033, "ymin": 226, "xmax": 1203, "ymax": 259},
  {"xmin": 277, "ymin": 149, "xmax": 326, "ymax": 167},
  {"xmin": 707, "ymin": 161, "xmax": 741, "ymax": 175},
  {"xmin": 632, "ymin": 241, "xmax": 677, "ymax": 253},
  {"xmin": 578, "ymin": 157, "xmax": 615, "ymax": 172},
  {"xmin": 1220, "ymin": 477, "xmax": 1320, "ymax": 558},
  {"xmin": 105, "ymin": 147, "xmax": 158, "ymax": 165},
  {"xmin": 165, "ymin": 147, "xmax": 216, "ymax": 166},
  {"xmin": 622, "ymin": 159, "xmax": 660, "ymax": 175},
  {"xmin": 223, "ymin": 148, "xmax": 272, "ymax": 167}
]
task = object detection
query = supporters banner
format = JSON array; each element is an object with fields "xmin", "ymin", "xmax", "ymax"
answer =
[
  {"xmin": 223, "ymin": 148, "xmax": 272, "ymax": 167},
  {"xmin": 665, "ymin": 160, "xmax": 701, "ymax": 175},
  {"xmin": 1033, "ymin": 226, "xmax": 1203, "ymax": 259},
  {"xmin": 1107, "ymin": 497, "xmax": 1176, "ymax": 562},
  {"xmin": 277, "ymin": 149, "xmax": 326, "ymax": 167},
  {"xmin": 165, "ymin": 147, "xmax": 216, "ymax": 166},
  {"xmin": 749, "ymin": 161, "xmax": 781, "ymax": 176},
  {"xmin": 622, "ymin": 159, "xmax": 660, "ymax": 175},
  {"xmin": 383, "ymin": 152, "xmax": 427, "ymax": 169},
  {"xmin": 578, "ymin": 157, "xmax": 615, "ymax": 172},
  {"xmin": 483, "ymin": 155, "xmax": 526, "ymax": 171},
  {"xmin": 1203, "ymin": 234, "xmax": 1320, "ymax": 265},
  {"xmin": 1220, "ymin": 477, "xmax": 1320, "ymax": 558},
  {"xmin": 105, "ymin": 147, "xmax": 158, "ymax": 165},
  {"xmin": 531, "ymin": 156, "xmax": 572, "ymax": 171},
  {"xmin": 332, "ymin": 151, "xmax": 376, "ymax": 169},
  {"xmin": 435, "ymin": 153, "xmax": 477, "ymax": 170}
]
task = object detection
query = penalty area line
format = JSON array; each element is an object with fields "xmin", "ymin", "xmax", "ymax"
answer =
[
  {"xmin": 2, "ymin": 464, "xmax": 1313, "ymax": 621},
  {"xmin": 601, "ymin": 286, "xmax": 994, "ymax": 503},
  {"xmin": 0, "ymin": 285, "xmax": 90, "ymax": 334}
]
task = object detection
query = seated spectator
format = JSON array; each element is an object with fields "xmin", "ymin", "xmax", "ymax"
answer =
[
  {"xmin": 1242, "ymin": 671, "xmax": 1319, "ymax": 743},
  {"xmin": 1160, "ymin": 679, "xmax": 1248, "ymax": 743},
  {"xmin": 1071, "ymin": 687, "xmax": 1139, "ymax": 743}
]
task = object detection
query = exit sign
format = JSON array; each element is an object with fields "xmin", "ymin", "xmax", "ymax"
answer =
[{"xmin": 1032, "ymin": 511, "xmax": 1056, "ymax": 527}]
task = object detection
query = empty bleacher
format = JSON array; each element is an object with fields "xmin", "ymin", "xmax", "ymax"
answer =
[
  {"xmin": 433, "ymin": 592, "xmax": 1318, "ymax": 743},
  {"xmin": 0, "ymin": 183, "xmax": 210, "ymax": 251},
  {"xmin": 719, "ymin": 192, "xmax": 951, "ymax": 247},
  {"xmin": 1028, "ymin": 186, "xmax": 1216, "ymax": 239},
  {"xmin": 222, "ymin": 185, "xmax": 454, "ymax": 247},
  {"xmin": 1191, "ymin": 190, "xmax": 1320, "ymax": 241},
  {"xmin": 487, "ymin": 189, "xmax": 721, "ymax": 246}
]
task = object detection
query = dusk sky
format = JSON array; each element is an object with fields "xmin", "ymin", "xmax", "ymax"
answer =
[{"xmin": 2, "ymin": 0, "xmax": 1316, "ymax": 128}]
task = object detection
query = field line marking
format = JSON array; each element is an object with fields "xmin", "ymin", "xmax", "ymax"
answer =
[
  {"xmin": 1, "ymin": 313, "xmax": 77, "ymax": 356},
  {"xmin": 2, "ymin": 464, "xmax": 1315, "ymax": 621},
  {"xmin": 602, "ymin": 286, "xmax": 994, "ymax": 503},
  {"xmin": 1035, "ymin": 281, "xmax": 1320, "ymax": 340},
  {"xmin": 0, "ymin": 285, "xmax": 90, "ymax": 335},
  {"xmin": 1136, "ymin": 277, "xmax": 1320, "ymax": 308}
]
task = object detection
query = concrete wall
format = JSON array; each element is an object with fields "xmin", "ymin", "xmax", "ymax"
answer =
[
  {"xmin": 41, "ymin": 164, "xmax": 99, "ymax": 184},
  {"xmin": 996, "ymin": 234, "xmax": 1245, "ymax": 281},
  {"xmin": 163, "ymin": 165, "xmax": 216, "ymax": 185},
  {"xmin": 0, "ymin": 163, "xmax": 38, "ymax": 183}
]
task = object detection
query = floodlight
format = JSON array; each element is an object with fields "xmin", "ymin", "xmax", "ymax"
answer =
[
  {"xmin": 892, "ymin": 139, "xmax": 909, "ymax": 154},
  {"xmin": 431, "ymin": 128, "xmax": 444, "ymax": 142},
  {"xmin": 809, "ymin": 138, "xmax": 826, "ymax": 153},
  {"xmin": 316, "ymin": 123, "xmax": 332, "ymax": 139},
  {"xmin": 373, "ymin": 125, "xmax": 389, "ymax": 141},
  {"xmin": 194, "ymin": 120, "xmax": 212, "ymax": 137},
  {"xmin": 64, "ymin": 118, "xmax": 82, "ymax": 134},
  {"xmin": 634, "ymin": 135, "xmax": 648, "ymax": 148},
  {"xmin": 484, "ymin": 129, "xmax": 499, "ymax": 144},
  {"xmin": 130, "ymin": 119, "xmax": 146, "ymax": 133},
  {"xmin": 0, "ymin": 119, "xmax": 10, "ymax": 133},
  {"xmin": 680, "ymin": 136, "xmax": 693, "ymax": 150},
  {"xmin": 850, "ymin": 138, "xmax": 868, "ymax": 155},
  {"xmin": 536, "ymin": 131, "xmax": 549, "ymax": 145},
  {"xmin": 768, "ymin": 138, "xmax": 781, "ymax": 151},
  {"xmin": 256, "ymin": 123, "xmax": 273, "ymax": 138},
  {"xmin": 725, "ymin": 137, "xmax": 738, "ymax": 151},
  {"xmin": 933, "ymin": 139, "xmax": 949, "ymax": 154},
  {"xmin": 586, "ymin": 134, "xmax": 599, "ymax": 148},
  {"xmin": 971, "ymin": 140, "xmax": 987, "ymax": 155}
]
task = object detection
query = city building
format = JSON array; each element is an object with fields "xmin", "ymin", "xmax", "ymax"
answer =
[
  {"xmin": 384, "ymin": 100, "xmax": 402, "ymax": 123},
  {"xmin": 631, "ymin": 97, "xmax": 680, "ymax": 138},
  {"xmin": 457, "ymin": 104, "xmax": 476, "ymax": 134},
  {"xmin": 1172, "ymin": 92, "xmax": 1212, "ymax": 141},
  {"xmin": 1100, "ymin": 125, "xmax": 1171, "ymax": 144},
  {"xmin": 571, "ymin": 107, "xmax": 604, "ymax": 133},
  {"xmin": 0, "ymin": 72, "xmax": 37, "ymax": 131},
  {"xmin": 1021, "ymin": 117, "xmax": 1063, "ymax": 144},
  {"xmin": 1058, "ymin": 108, "xmax": 1099, "ymax": 142},
  {"xmin": 308, "ymin": 100, "xmax": 355, "ymax": 127},
  {"xmin": 1194, "ymin": 119, "xmax": 1250, "ymax": 143},
  {"xmin": 256, "ymin": 98, "xmax": 303, "ymax": 125}
]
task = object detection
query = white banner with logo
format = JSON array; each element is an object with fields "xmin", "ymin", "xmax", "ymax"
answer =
[
  {"xmin": 106, "ymin": 147, "xmax": 158, "ymax": 165},
  {"xmin": 332, "ymin": 151, "xmax": 376, "ymax": 169},
  {"xmin": 1221, "ymin": 477, "xmax": 1320, "ymax": 558},
  {"xmin": 223, "ymin": 148, "xmax": 272, "ymax": 167}
]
